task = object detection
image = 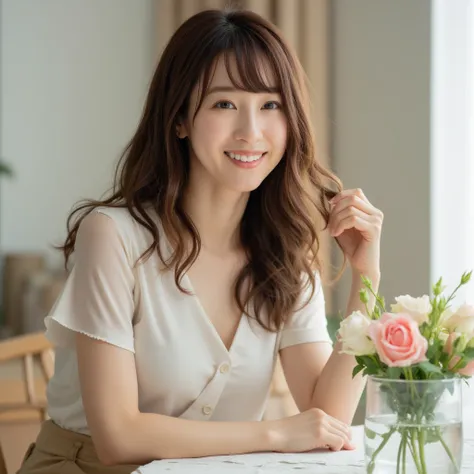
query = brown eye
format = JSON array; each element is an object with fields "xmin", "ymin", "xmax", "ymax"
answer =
[
  {"xmin": 263, "ymin": 101, "xmax": 281, "ymax": 110},
  {"xmin": 214, "ymin": 101, "xmax": 235, "ymax": 109}
]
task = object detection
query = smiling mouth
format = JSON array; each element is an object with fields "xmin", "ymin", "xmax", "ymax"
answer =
[{"xmin": 224, "ymin": 151, "xmax": 267, "ymax": 163}]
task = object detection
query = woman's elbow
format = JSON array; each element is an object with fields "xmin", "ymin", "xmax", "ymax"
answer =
[
  {"xmin": 95, "ymin": 440, "xmax": 127, "ymax": 466},
  {"xmin": 92, "ymin": 427, "xmax": 133, "ymax": 466}
]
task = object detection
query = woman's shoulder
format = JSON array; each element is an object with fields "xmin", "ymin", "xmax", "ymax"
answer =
[
  {"xmin": 88, "ymin": 204, "xmax": 159, "ymax": 235},
  {"xmin": 91, "ymin": 205, "xmax": 137, "ymax": 229},
  {"xmin": 83, "ymin": 204, "xmax": 167, "ymax": 261}
]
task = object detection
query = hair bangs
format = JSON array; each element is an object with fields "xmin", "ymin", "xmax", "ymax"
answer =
[{"xmin": 224, "ymin": 37, "xmax": 281, "ymax": 94}]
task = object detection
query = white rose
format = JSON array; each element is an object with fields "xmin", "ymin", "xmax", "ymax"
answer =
[
  {"xmin": 337, "ymin": 311, "xmax": 376, "ymax": 356},
  {"xmin": 442, "ymin": 304, "xmax": 474, "ymax": 335},
  {"xmin": 439, "ymin": 308, "xmax": 454, "ymax": 326},
  {"xmin": 391, "ymin": 295, "xmax": 432, "ymax": 325}
]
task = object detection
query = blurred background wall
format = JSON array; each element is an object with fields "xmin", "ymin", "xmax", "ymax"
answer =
[
  {"xmin": 0, "ymin": 1, "xmax": 157, "ymax": 267},
  {"xmin": 331, "ymin": 0, "xmax": 432, "ymax": 315}
]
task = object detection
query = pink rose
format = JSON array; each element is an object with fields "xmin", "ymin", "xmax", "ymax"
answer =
[
  {"xmin": 444, "ymin": 333, "xmax": 474, "ymax": 376},
  {"xmin": 368, "ymin": 313, "xmax": 428, "ymax": 367}
]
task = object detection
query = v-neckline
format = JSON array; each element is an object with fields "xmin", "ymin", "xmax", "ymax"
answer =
[
  {"xmin": 154, "ymin": 218, "xmax": 246, "ymax": 355},
  {"xmin": 184, "ymin": 273, "xmax": 245, "ymax": 355}
]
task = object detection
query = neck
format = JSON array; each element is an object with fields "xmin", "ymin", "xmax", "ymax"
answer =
[{"xmin": 182, "ymin": 177, "xmax": 249, "ymax": 256}]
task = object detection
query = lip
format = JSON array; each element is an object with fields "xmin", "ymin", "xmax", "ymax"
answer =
[{"xmin": 225, "ymin": 150, "xmax": 267, "ymax": 156}]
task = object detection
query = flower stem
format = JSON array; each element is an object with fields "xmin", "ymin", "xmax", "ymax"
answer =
[
  {"xmin": 364, "ymin": 283, "xmax": 386, "ymax": 314},
  {"xmin": 409, "ymin": 430, "xmax": 424, "ymax": 474},
  {"xmin": 404, "ymin": 368, "xmax": 418, "ymax": 403},
  {"xmin": 418, "ymin": 428, "xmax": 428, "ymax": 474},
  {"xmin": 445, "ymin": 282, "xmax": 464, "ymax": 308},
  {"xmin": 402, "ymin": 432, "xmax": 407, "ymax": 474},
  {"xmin": 367, "ymin": 426, "xmax": 398, "ymax": 474},
  {"xmin": 396, "ymin": 432, "xmax": 404, "ymax": 474}
]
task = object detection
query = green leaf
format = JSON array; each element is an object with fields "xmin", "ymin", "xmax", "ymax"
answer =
[
  {"xmin": 417, "ymin": 361, "xmax": 443, "ymax": 375},
  {"xmin": 439, "ymin": 351, "xmax": 450, "ymax": 365},
  {"xmin": 386, "ymin": 367, "xmax": 403, "ymax": 379},
  {"xmin": 352, "ymin": 365, "xmax": 364, "ymax": 378},
  {"xmin": 365, "ymin": 427, "xmax": 378, "ymax": 439},
  {"xmin": 425, "ymin": 427, "xmax": 442, "ymax": 444},
  {"xmin": 463, "ymin": 348, "xmax": 474, "ymax": 360},
  {"xmin": 426, "ymin": 343, "xmax": 439, "ymax": 360},
  {"xmin": 453, "ymin": 335, "xmax": 466, "ymax": 353},
  {"xmin": 363, "ymin": 356, "xmax": 379, "ymax": 370},
  {"xmin": 363, "ymin": 367, "xmax": 382, "ymax": 377},
  {"xmin": 455, "ymin": 358, "xmax": 468, "ymax": 370}
]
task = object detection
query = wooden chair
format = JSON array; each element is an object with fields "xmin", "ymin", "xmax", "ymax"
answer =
[{"xmin": 0, "ymin": 332, "xmax": 54, "ymax": 474}]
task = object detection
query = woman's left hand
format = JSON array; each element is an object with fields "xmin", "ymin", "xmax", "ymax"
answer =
[{"xmin": 328, "ymin": 188, "xmax": 383, "ymax": 276}]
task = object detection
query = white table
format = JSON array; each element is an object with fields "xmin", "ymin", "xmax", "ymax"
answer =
[{"xmin": 132, "ymin": 423, "xmax": 474, "ymax": 473}]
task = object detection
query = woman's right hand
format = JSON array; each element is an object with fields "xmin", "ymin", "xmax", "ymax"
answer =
[{"xmin": 268, "ymin": 408, "xmax": 356, "ymax": 453}]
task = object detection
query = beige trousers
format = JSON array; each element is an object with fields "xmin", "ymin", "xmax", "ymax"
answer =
[{"xmin": 17, "ymin": 420, "xmax": 140, "ymax": 474}]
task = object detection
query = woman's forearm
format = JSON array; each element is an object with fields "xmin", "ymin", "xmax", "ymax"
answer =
[
  {"xmin": 101, "ymin": 411, "xmax": 274, "ymax": 465},
  {"xmin": 310, "ymin": 270, "xmax": 380, "ymax": 425}
]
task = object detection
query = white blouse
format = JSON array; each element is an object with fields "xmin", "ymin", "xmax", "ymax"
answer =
[{"xmin": 44, "ymin": 207, "xmax": 332, "ymax": 435}]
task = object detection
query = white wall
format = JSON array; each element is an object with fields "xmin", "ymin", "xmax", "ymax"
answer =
[
  {"xmin": 331, "ymin": 0, "xmax": 432, "ymax": 310},
  {"xmin": 0, "ymin": 0, "xmax": 156, "ymax": 268},
  {"xmin": 431, "ymin": 0, "xmax": 474, "ymax": 305}
]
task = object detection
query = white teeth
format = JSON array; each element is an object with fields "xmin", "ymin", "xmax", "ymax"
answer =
[{"xmin": 226, "ymin": 152, "xmax": 263, "ymax": 162}]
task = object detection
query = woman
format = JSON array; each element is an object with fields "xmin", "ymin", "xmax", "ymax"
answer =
[{"xmin": 18, "ymin": 7, "xmax": 383, "ymax": 474}]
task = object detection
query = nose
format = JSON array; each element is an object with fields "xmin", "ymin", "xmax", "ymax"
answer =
[{"xmin": 233, "ymin": 109, "xmax": 264, "ymax": 144}]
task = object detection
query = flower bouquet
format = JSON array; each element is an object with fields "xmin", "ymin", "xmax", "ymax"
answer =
[{"xmin": 338, "ymin": 271, "xmax": 473, "ymax": 474}]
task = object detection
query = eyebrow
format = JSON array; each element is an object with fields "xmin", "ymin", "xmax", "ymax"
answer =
[{"xmin": 206, "ymin": 85, "xmax": 280, "ymax": 95}]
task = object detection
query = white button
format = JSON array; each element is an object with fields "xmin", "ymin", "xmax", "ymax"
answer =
[
  {"xmin": 202, "ymin": 405, "xmax": 213, "ymax": 416},
  {"xmin": 219, "ymin": 363, "xmax": 230, "ymax": 374}
]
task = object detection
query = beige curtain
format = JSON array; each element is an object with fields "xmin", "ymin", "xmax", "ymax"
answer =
[{"xmin": 156, "ymin": 0, "xmax": 333, "ymax": 313}]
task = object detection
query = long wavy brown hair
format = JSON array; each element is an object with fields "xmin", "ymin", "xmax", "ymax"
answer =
[{"xmin": 59, "ymin": 8, "xmax": 343, "ymax": 332}]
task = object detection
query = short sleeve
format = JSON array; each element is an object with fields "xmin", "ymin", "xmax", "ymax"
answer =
[
  {"xmin": 44, "ymin": 210, "xmax": 136, "ymax": 353},
  {"xmin": 279, "ymin": 272, "xmax": 332, "ymax": 350}
]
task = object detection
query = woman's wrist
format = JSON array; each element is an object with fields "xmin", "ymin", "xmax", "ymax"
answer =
[{"xmin": 262, "ymin": 419, "xmax": 285, "ymax": 452}]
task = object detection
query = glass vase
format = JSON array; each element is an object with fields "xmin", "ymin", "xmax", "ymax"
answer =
[{"xmin": 364, "ymin": 376, "xmax": 463, "ymax": 474}]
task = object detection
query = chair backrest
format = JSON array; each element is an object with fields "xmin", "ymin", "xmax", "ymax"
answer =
[
  {"xmin": 0, "ymin": 332, "xmax": 54, "ymax": 472},
  {"xmin": 0, "ymin": 332, "xmax": 54, "ymax": 416}
]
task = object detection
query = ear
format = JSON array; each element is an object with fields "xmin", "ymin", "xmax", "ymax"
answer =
[{"xmin": 175, "ymin": 122, "xmax": 188, "ymax": 139}]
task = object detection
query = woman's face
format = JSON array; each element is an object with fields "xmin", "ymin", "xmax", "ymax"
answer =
[{"xmin": 178, "ymin": 54, "xmax": 288, "ymax": 194}]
